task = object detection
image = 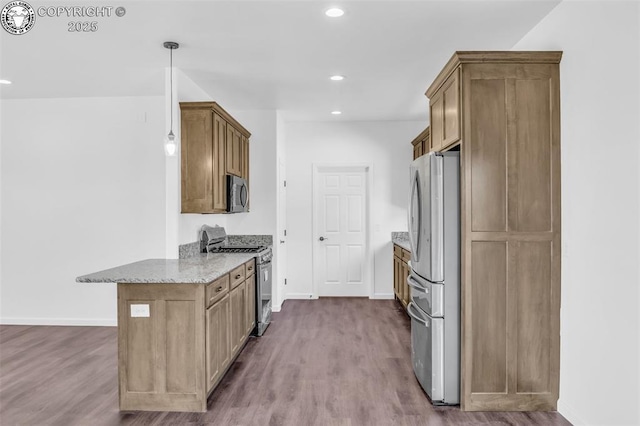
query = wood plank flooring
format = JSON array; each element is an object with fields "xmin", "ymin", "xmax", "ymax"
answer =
[{"xmin": 0, "ymin": 298, "xmax": 572, "ymax": 425}]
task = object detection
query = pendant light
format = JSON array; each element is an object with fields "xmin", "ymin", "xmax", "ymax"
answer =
[{"xmin": 164, "ymin": 41, "xmax": 179, "ymax": 156}]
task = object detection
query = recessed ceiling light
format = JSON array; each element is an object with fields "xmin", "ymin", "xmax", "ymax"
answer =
[
  {"xmin": 0, "ymin": 79, "xmax": 11, "ymax": 85},
  {"xmin": 330, "ymin": 75, "xmax": 345, "ymax": 81},
  {"xmin": 325, "ymin": 8, "xmax": 344, "ymax": 18},
  {"xmin": 331, "ymin": 111, "xmax": 342, "ymax": 115}
]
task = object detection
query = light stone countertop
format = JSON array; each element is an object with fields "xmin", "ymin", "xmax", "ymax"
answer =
[
  {"xmin": 392, "ymin": 232, "xmax": 411, "ymax": 252},
  {"xmin": 76, "ymin": 252, "xmax": 256, "ymax": 284}
]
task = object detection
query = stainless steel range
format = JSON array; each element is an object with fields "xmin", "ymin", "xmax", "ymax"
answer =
[{"xmin": 199, "ymin": 225, "xmax": 272, "ymax": 336}]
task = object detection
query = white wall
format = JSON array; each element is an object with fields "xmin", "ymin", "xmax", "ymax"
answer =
[
  {"xmin": 0, "ymin": 96, "xmax": 166, "ymax": 325},
  {"xmin": 513, "ymin": 2, "xmax": 640, "ymax": 425},
  {"xmin": 284, "ymin": 120, "xmax": 424, "ymax": 299},
  {"xmin": 173, "ymin": 69, "xmax": 228, "ymax": 248}
]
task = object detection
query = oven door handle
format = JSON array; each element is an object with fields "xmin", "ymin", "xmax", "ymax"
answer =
[{"xmin": 407, "ymin": 302, "xmax": 429, "ymax": 327}]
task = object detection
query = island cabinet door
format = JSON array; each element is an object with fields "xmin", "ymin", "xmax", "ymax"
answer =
[
  {"xmin": 245, "ymin": 274, "xmax": 256, "ymax": 336},
  {"xmin": 230, "ymin": 283, "xmax": 246, "ymax": 355},
  {"xmin": 206, "ymin": 294, "xmax": 230, "ymax": 392},
  {"xmin": 117, "ymin": 284, "xmax": 207, "ymax": 412}
]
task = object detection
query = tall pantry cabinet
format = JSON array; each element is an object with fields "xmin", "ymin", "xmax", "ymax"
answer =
[{"xmin": 426, "ymin": 52, "xmax": 562, "ymax": 411}]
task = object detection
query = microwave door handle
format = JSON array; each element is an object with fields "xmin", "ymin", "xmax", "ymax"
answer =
[{"xmin": 241, "ymin": 183, "xmax": 248, "ymax": 207}]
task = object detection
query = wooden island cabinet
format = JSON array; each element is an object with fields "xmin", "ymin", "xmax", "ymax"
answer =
[
  {"xmin": 392, "ymin": 244, "xmax": 411, "ymax": 310},
  {"xmin": 424, "ymin": 51, "xmax": 562, "ymax": 411},
  {"xmin": 117, "ymin": 258, "xmax": 256, "ymax": 412}
]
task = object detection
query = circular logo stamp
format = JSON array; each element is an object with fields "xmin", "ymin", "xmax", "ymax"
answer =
[{"xmin": 1, "ymin": 1, "xmax": 35, "ymax": 35}]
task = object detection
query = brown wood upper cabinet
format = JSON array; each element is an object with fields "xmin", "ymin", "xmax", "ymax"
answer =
[
  {"xmin": 428, "ymin": 68, "xmax": 460, "ymax": 152},
  {"xmin": 425, "ymin": 51, "xmax": 563, "ymax": 412},
  {"xmin": 180, "ymin": 102, "xmax": 251, "ymax": 213},
  {"xmin": 411, "ymin": 126, "xmax": 430, "ymax": 160}
]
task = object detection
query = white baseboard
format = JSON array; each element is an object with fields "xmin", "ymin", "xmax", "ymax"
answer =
[
  {"xmin": 371, "ymin": 293, "xmax": 395, "ymax": 300},
  {"xmin": 285, "ymin": 293, "xmax": 315, "ymax": 300},
  {"xmin": 0, "ymin": 317, "xmax": 117, "ymax": 327},
  {"xmin": 558, "ymin": 400, "xmax": 586, "ymax": 425},
  {"xmin": 272, "ymin": 304, "xmax": 281, "ymax": 312}
]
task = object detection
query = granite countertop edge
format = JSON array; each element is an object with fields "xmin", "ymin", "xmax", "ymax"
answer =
[
  {"xmin": 391, "ymin": 231, "xmax": 411, "ymax": 252},
  {"xmin": 76, "ymin": 252, "xmax": 256, "ymax": 285}
]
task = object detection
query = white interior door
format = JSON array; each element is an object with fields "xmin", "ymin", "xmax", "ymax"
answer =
[
  {"xmin": 313, "ymin": 166, "xmax": 369, "ymax": 297},
  {"xmin": 276, "ymin": 157, "xmax": 287, "ymax": 309}
]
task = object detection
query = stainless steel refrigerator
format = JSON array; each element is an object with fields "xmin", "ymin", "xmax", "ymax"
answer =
[{"xmin": 407, "ymin": 151, "xmax": 460, "ymax": 405}]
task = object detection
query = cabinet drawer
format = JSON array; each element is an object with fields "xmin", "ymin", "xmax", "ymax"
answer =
[
  {"xmin": 206, "ymin": 275, "xmax": 229, "ymax": 308},
  {"xmin": 393, "ymin": 245, "xmax": 402, "ymax": 257},
  {"xmin": 230, "ymin": 265, "xmax": 245, "ymax": 289},
  {"xmin": 245, "ymin": 259, "xmax": 256, "ymax": 277},
  {"xmin": 402, "ymin": 249, "xmax": 411, "ymax": 262}
]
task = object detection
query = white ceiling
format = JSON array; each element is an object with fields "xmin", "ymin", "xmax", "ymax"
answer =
[{"xmin": 0, "ymin": 0, "xmax": 561, "ymax": 121}]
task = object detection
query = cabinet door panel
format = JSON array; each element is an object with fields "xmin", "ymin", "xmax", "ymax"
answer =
[
  {"xmin": 510, "ymin": 79, "xmax": 552, "ymax": 232},
  {"xmin": 413, "ymin": 143, "xmax": 422, "ymax": 160},
  {"xmin": 213, "ymin": 113, "xmax": 227, "ymax": 211},
  {"xmin": 181, "ymin": 110, "xmax": 213, "ymax": 212},
  {"xmin": 430, "ymin": 95, "xmax": 444, "ymax": 152},
  {"xmin": 470, "ymin": 79, "xmax": 508, "ymax": 232},
  {"xmin": 470, "ymin": 241, "xmax": 507, "ymax": 393},
  {"xmin": 515, "ymin": 241, "xmax": 552, "ymax": 393},
  {"xmin": 206, "ymin": 295, "xmax": 227, "ymax": 390},
  {"xmin": 230, "ymin": 284, "xmax": 245, "ymax": 355},
  {"xmin": 442, "ymin": 69, "xmax": 461, "ymax": 149},
  {"xmin": 245, "ymin": 275, "xmax": 256, "ymax": 336},
  {"xmin": 226, "ymin": 126, "xmax": 243, "ymax": 177},
  {"xmin": 403, "ymin": 261, "xmax": 410, "ymax": 306}
]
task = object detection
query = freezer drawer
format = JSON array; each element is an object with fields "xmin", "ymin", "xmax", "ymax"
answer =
[
  {"xmin": 408, "ymin": 302, "xmax": 444, "ymax": 403},
  {"xmin": 408, "ymin": 302, "xmax": 459, "ymax": 405},
  {"xmin": 408, "ymin": 272, "xmax": 444, "ymax": 317}
]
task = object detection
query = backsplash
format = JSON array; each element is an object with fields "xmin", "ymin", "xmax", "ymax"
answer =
[
  {"xmin": 179, "ymin": 234, "xmax": 274, "ymax": 259},
  {"xmin": 227, "ymin": 234, "xmax": 273, "ymax": 246},
  {"xmin": 179, "ymin": 241, "xmax": 201, "ymax": 259}
]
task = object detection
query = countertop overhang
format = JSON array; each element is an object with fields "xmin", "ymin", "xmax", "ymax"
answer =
[{"xmin": 76, "ymin": 252, "xmax": 256, "ymax": 284}]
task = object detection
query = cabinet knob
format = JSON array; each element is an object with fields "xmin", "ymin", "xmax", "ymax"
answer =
[
  {"xmin": 216, "ymin": 286, "xmax": 223, "ymax": 292},
  {"xmin": 235, "ymin": 274, "xmax": 241, "ymax": 279}
]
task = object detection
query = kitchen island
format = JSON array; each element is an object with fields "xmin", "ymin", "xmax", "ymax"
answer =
[{"xmin": 77, "ymin": 253, "xmax": 257, "ymax": 412}]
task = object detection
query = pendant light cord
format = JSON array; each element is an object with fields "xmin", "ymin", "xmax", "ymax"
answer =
[{"xmin": 169, "ymin": 47, "xmax": 173, "ymax": 132}]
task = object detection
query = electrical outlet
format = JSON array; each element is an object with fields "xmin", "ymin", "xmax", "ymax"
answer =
[{"xmin": 130, "ymin": 304, "xmax": 150, "ymax": 318}]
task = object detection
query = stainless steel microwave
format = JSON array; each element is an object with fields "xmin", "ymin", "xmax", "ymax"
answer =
[{"xmin": 227, "ymin": 175, "xmax": 248, "ymax": 213}]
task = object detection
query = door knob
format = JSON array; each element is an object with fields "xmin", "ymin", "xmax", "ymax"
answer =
[
  {"xmin": 319, "ymin": 236, "xmax": 327, "ymax": 241},
  {"xmin": 280, "ymin": 240, "xmax": 285, "ymax": 244}
]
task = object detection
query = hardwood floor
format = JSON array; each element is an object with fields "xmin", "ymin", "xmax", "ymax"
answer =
[{"xmin": 0, "ymin": 298, "xmax": 572, "ymax": 425}]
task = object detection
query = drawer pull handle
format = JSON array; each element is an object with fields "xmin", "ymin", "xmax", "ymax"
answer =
[
  {"xmin": 216, "ymin": 285, "xmax": 223, "ymax": 292},
  {"xmin": 235, "ymin": 274, "xmax": 241, "ymax": 279},
  {"xmin": 248, "ymin": 266, "xmax": 253, "ymax": 271}
]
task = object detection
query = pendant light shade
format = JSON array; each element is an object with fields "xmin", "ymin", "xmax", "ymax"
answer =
[
  {"xmin": 164, "ymin": 41, "xmax": 179, "ymax": 156},
  {"xmin": 165, "ymin": 130, "xmax": 177, "ymax": 156}
]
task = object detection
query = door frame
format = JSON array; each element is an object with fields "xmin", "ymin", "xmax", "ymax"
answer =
[{"xmin": 311, "ymin": 164, "xmax": 374, "ymax": 299}]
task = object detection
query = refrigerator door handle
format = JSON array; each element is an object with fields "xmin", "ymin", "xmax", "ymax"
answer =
[
  {"xmin": 407, "ymin": 302, "xmax": 430, "ymax": 327},
  {"xmin": 407, "ymin": 275, "xmax": 429, "ymax": 294}
]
